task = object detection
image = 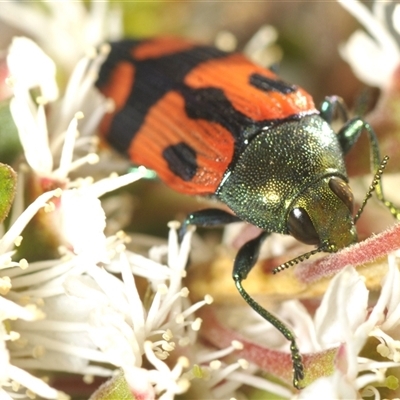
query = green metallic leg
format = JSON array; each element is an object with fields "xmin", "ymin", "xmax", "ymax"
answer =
[
  {"xmin": 337, "ymin": 118, "xmax": 400, "ymax": 219},
  {"xmin": 319, "ymin": 95, "xmax": 349, "ymax": 124},
  {"xmin": 180, "ymin": 208, "xmax": 242, "ymax": 239},
  {"xmin": 232, "ymin": 231, "xmax": 304, "ymax": 389}
]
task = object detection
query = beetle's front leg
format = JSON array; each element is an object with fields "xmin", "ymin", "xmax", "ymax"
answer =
[
  {"xmin": 232, "ymin": 232, "xmax": 305, "ymax": 389},
  {"xmin": 180, "ymin": 208, "xmax": 242, "ymax": 239}
]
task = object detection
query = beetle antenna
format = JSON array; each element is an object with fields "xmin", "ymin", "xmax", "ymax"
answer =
[
  {"xmin": 354, "ymin": 155, "xmax": 389, "ymax": 223},
  {"xmin": 273, "ymin": 246, "xmax": 324, "ymax": 274}
]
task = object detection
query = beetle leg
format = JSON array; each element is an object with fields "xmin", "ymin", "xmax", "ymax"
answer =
[
  {"xmin": 319, "ymin": 95, "xmax": 349, "ymax": 124},
  {"xmin": 233, "ymin": 232, "xmax": 305, "ymax": 389},
  {"xmin": 337, "ymin": 118, "xmax": 400, "ymax": 219},
  {"xmin": 336, "ymin": 117, "xmax": 364, "ymax": 155},
  {"xmin": 180, "ymin": 208, "xmax": 242, "ymax": 239}
]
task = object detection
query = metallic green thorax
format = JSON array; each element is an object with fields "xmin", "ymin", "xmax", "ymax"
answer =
[{"xmin": 217, "ymin": 114, "xmax": 355, "ymax": 249}]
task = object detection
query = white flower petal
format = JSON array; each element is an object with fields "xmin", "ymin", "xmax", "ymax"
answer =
[
  {"xmin": 0, "ymin": 326, "xmax": 11, "ymax": 382},
  {"xmin": 1, "ymin": 2, "xmax": 122, "ymax": 73},
  {"xmin": 124, "ymin": 367, "xmax": 156, "ymax": 400},
  {"xmin": 0, "ymin": 297, "xmax": 39, "ymax": 322},
  {"xmin": 0, "ymin": 189, "xmax": 61, "ymax": 254},
  {"xmin": 393, "ymin": 4, "xmax": 400, "ymax": 35},
  {"xmin": 89, "ymin": 171, "xmax": 146, "ymax": 200},
  {"xmin": 9, "ymin": 96, "xmax": 53, "ymax": 174},
  {"xmin": 63, "ymin": 275, "xmax": 110, "ymax": 307},
  {"xmin": 7, "ymin": 37, "xmax": 58, "ymax": 101},
  {"xmin": 60, "ymin": 189, "xmax": 107, "ymax": 261},
  {"xmin": 89, "ymin": 307, "xmax": 139, "ymax": 367},
  {"xmin": 314, "ymin": 266, "xmax": 368, "ymax": 347},
  {"xmin": 8, "ymin": 364, "xmax": 58, "ymax": 399},
  {"xmin": 296, "ymin": 371, "xmax": 358, "ymax": 400},
  {"xmin": 280, "ymin": 300, "xmax": 321, "ymax": 352},
  {"xmin": 339, "ymin": 30, "xmax": 398, "ymax": 88},
  {"xmin": 338, "ymin": 0, "xmax": 399, "ymax": 54},
  {"xmin": 338, "ymin": 0, "xmax": 400, "ymax": 88},
  {"xmin": 381, "ymin": 254, "xmax": 400, "ymax": 330},
  {"xmin": 86, "ymin": 265, "xmax": 130, "ymax": 315}
]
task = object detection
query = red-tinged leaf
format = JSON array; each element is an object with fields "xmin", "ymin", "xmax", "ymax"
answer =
[
  {"xmin": 199, "ymin": 307, "xmax": 337, "ymax": 388},
  {"xmin": 295, "ymin": 222, "xmax": 400, "ymax": 284}
]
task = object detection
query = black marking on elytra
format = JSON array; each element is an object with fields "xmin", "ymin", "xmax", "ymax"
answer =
[
  {"xmin": 178, "ymin": 85, "xmax": 302, "ymax": 155},
  {"xmin": 179, "ymin": 85, "xmax": 253, "ymax": 143},
  {"xmin": 96, "ymin": 40, "xmax": 307, "ymax": 164},
  {"xmin": 162, "ymin": 142, "xmax": 198, "ymax": 181},
  {"xmin": 249, "ymin": 73, "xmax": 296, "ymax": 94},
  {"xmin": 96, "ymin": 39, "xmax": 228, "ymax": 154}
]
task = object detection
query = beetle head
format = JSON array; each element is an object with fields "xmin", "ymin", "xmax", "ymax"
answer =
[{"xmin": 287, "ymin": 176, "xmax": 357, "ymax": 252}]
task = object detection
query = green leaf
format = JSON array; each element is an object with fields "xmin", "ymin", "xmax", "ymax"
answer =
[
  {"xmin": 0, "ymin": 100, "xmax": 22, "ymax": 165},
  {"xmin": 0, "ymin": 163, "xmax": 16, "ymax": 224}
]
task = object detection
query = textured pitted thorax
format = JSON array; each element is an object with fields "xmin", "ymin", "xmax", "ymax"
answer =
[{"xmin": 216, "ymin": 114, "xmax": 348, "ymax": 233}]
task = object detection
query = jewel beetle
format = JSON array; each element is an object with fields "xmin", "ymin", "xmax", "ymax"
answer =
[{"xmin": 95, "ymin": 37, "xmax": 400, "ymax": 388}]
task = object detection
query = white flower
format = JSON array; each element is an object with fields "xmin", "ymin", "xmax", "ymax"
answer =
[
  {"xmin": 6, "ymin": 36, "xmax": 144, "ymax": 263},
  {"xmin": 7, "ymin": 37, "xmax": 58, "ymax": 101},
  {"xmin": 5, "ymin": 218, "xmax": 288, "ymax": 399},
  {"xmin": 289, "ymin": 255, "xmax": 400, "ymax": 398},
  {"xmin": 338, "ymin": 0, "xmax": 400, "ymax": 88},
  {"xmin": 57, "ymin": 172, "xmax": 145, "ymax": 262},
  {"xmin": 0, "ymin": 189, "xmax": 64, "ymax": 399},
  {"xmin": 295, "ymin": 370, "xmax": 359, "ymax": 400},
  {"xmin": 188, "ymin": 344, "xmax": 293, "ymax": 399},
  {"xmin": 7, "ymin": 36, "xmax": 110, "ymax": 182},
  {"xmin": 0, "ymin": 189, "xmax": 62, "ymax": 263},
  {"xmin": 6, "ymin": 224, "xmax": 212, "ymax": 399},
  {"xmin": 369, "ymin": 253, "xmax": 400, "ymax": 363},
  {"xmin": 0, "ymin": 1, "xmax": 122, "ymax": 73}
]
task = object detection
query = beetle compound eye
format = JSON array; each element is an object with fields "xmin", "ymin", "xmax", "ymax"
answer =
[
  {"xmin": 329, "ymin": 177, "xmax": 354, "ymax": 214},
  {"xmin": 287, "ymin": 208, "xmax": 320, "ymax": 245}
]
